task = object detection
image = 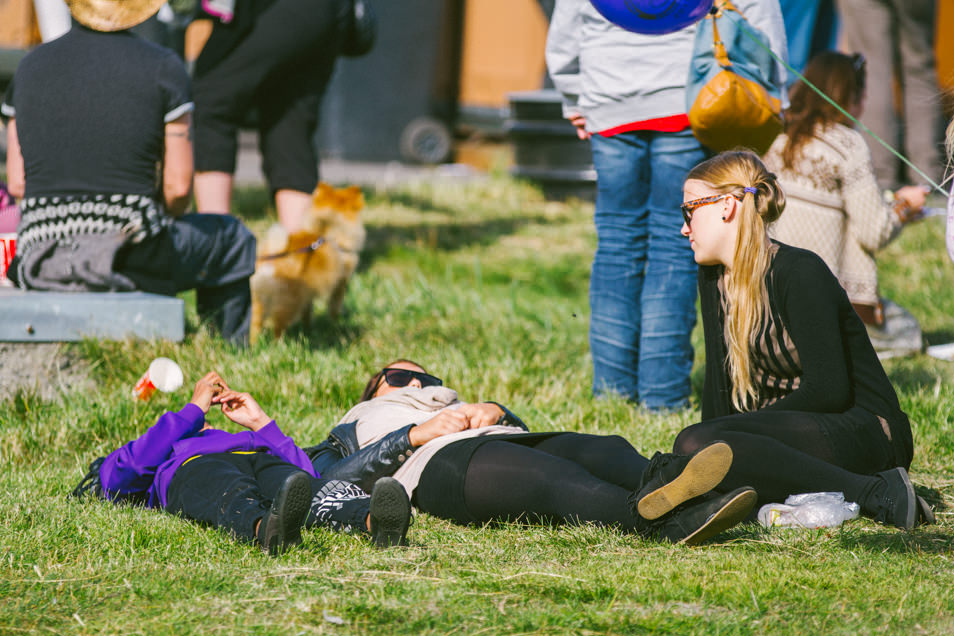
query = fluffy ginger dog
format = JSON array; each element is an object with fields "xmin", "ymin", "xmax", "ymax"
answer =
[{"xmin": 250, "ymin": 183, "xmax": 366, "ymax": 342}]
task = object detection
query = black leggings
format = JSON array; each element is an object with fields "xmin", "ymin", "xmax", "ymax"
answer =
[
  {"xmin": 423, "ymin": 433, "xmax": 649, "ymax": 531},
  {"xmin": 672, "ymin": 407, "xmax": 899, "ymax": 512}
]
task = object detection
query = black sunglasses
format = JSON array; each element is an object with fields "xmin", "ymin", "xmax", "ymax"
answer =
[{"xmin": 381, "ymin": 368, "xmax": 443, "ymax": 389}]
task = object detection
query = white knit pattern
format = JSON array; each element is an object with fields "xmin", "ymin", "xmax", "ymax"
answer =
[{"xmin": 17, "ymin": 194, "xmax": 170, "ymax": 257}]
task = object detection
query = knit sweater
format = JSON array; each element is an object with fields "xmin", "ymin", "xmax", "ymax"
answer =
[
  {"xmin": 698, "ymin": 243, "xmax": 912, "ymax": 464},
  {"xmin": 545, "ymin": 0, "xmax": 788, "ymax": 132},
  {"xmin": 764, "ymin": 122, "xmax": 901, "ymax": 305}
]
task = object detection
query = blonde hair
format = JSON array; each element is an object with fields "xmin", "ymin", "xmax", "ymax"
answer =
[{"xmin": 686, "ymin": 151, "xmax": 786, "ymax": 411}]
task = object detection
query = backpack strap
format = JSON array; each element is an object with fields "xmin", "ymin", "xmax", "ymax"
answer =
[{"xmin": 70, "ymin": 457, "xmax": 105, "ymax": 500}]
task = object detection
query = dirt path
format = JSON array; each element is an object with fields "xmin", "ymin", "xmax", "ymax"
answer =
[{"xmin": 0, "ymin": 343, "xmax": 93, "ymax": 402}]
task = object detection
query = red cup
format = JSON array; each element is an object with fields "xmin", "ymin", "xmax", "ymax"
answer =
[
  {"xmin": 132, "ymin": 357, "xmax": 184, "ymax": 400},
  {"xmin": 0, "ymin": 233, "xmax": 15, "ymax": 287}
]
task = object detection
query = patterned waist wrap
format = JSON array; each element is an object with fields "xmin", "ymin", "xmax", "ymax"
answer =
[
  {"xmin": 17, "ymin": 193, "xmax": 169, "ymax": 256},
  {"xmin": 14, "ymin": 193, "xmax": 170, "ymax": 291}
]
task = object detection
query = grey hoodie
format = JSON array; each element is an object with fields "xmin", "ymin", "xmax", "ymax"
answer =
[{"xmin": 546, "ymin": 0, "xmax": 789, "ymax": 132}]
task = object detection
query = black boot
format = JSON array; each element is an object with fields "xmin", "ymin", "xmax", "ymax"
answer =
[
  {"xmin": 640, "ymin": 487, "xmax": 757, "ymax": 546},
  {"xmin": 630, "ymin": 441, "xmax": 733, "ymax": 521},
  {"xmin": 257, "ymin": 471, "xmax": 312, "ymax": 555},
  {"xmin": 871, "ymin": 467, "xmax": 917, "ymax": 530},
  {"xmin": 369, "ymin": 477, "xmax": 412, "ymax": 548}
]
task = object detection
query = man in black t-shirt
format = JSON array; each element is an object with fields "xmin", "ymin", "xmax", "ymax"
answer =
[{"xmin": 1, "ymin": 0, "xmax": 257, "ymax": 345}]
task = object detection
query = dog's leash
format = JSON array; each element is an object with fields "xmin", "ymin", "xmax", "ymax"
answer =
[{"xmin": 256, "ymin": 237, "xmax": 326, "ymax": 262}]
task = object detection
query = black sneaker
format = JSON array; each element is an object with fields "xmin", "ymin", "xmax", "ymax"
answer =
[
  {"xmin": 642, "ymin": 486, "xmax": 757, "ymax": 546},
  {"xmin": 257, "ymin": 471, "xmax": 312, "ymax": 555},
  {"xmin": 631, "ymin": 441, "xmax": 733, "ymax": 521},
  {"xmin": 369, "ymin": 477, "xmax": 411, "ymax": 548},
  {"xmin": 873, "ymin": 467, "xmax": 917, "ymax": 530}
]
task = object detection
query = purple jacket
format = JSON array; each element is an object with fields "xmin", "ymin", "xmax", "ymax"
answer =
[{"xmin": 99, "ymin": 403, "xmax": 318, "ymax": 509}]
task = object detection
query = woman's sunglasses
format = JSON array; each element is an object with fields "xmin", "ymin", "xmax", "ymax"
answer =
[
  {"xmin": 681, "ymin": 193, "xmax": 739, "ymax": 226},
  {"xmin": 381, "ymin": 368, "xmax": 443, "ymax": 389}
]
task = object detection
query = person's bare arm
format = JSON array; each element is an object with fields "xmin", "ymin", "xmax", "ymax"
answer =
[
  {"xmin": 163, "ymin": 113, "xmax": 193, "ymax": 217},
  {"xmin": 5, "ymin": 118, "xmax": 25, "ymax": 198}
]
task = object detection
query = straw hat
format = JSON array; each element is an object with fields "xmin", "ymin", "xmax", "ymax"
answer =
[{"xmin": 66, "ymin": 0, "xmax": 166, "ymax": 32}]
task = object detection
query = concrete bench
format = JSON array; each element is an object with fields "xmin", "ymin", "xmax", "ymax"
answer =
[{"xmin": 0, "ymin": 288, "xmax": 185, "ymax": 342}]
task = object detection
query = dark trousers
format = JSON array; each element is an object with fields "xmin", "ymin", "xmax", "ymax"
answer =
[
  {"xmin": 192, "ymin": 0, "xmax": 346, "ymax": 194},
  {"xmin": 417, "ymin": 433, "xmax": 650, "ymax": 531},
  {"xmin": 165, "ymin": 452, "xmax": 309, "ymax": 543},
  {"xmin": 673, "ymin": 406, "xmax": 901, "ymax": 511},
  {"xmin": 115, "ymin": 213, "xmax": 256, "ymax": 344}
]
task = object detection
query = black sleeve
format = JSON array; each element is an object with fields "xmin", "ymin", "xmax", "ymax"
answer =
[
  {"xmin": 760, "ymin": 249, "xmax": 853, "ymax": 413},
  {"xmin": 487, "ymin": 402, "xmax": 530, "ymax": 431},
  {"xmin": 157, "ymin": 51, "xmax": 192, "ymax": 122},
  {"xmin": 310, "ymin": 424, "xmax": 417, "ymax": 493},
  {"xmin": 699, "ymin": 264, "xmax": 734, "ymax": 420}
]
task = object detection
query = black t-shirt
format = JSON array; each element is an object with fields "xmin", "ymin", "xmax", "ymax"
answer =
[{"xmin": 1, "ymin": 25, "xmax": 192, "ymax": 199}]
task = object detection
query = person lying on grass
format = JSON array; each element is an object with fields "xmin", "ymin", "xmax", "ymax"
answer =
[
  {"xmin": 671, "ymin": 150, "xmax": 934, "ymax": 530},
  {"xmin": 71, "ymin": 371, "xmax": 411, "ymax": 554},
  {"xmin": 304, "ymin": 360, "xmax": 756, "ymax": 546}
]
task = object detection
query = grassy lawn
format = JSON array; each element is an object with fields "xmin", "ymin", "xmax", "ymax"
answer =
[{"xmin": 1, "ymin": 175, "xmax": 953, "ymax": 634}]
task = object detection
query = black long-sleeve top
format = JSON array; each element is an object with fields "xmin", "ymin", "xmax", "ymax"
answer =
[{"xmin": 699, "ymin": 242, "xmax": 912, "ymax": 464}]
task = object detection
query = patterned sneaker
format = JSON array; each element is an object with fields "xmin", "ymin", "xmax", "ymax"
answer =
[
  {"xmin": 308, "ymin": 479, "xmax": 372, "ymax": 534},
  {"xmin": 257, "ymin": 471, "xmax": 312, "ymax": 555},
  {"xmin": 631, "ymin": 441, "xmax": 733, "ymax": 521},
  {"xmin": 369, "ymin": 477, "xmax": 412, "ymax": 548},
  {"xmin": 642, "ymin": 487, "xmax": 757, "ymax": 546}
]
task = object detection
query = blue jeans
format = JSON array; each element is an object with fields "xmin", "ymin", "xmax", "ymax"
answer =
[{"xmin": 588, "ymin": 129, "xmax": 706, "ymax": 409}]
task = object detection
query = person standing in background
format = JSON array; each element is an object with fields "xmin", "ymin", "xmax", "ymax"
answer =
[
  {"xmin": 765, "ymin": 51, "xmax": 927, "ymax": 358},
  {"xmin": 189, "ymin": 0, "xmax": 347, "ymax": 231},
  {"xmin": 834, "ymin": 0, "xmax": 943, "ymax": 189},
  {"xmin": 545, "ymin": 0, "xmax": 788, "ymax": 409}
]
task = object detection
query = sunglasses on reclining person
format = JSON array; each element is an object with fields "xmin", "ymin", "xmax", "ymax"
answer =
[{"xmin": 381, "ymin": 368, "xmax": 443, "ymax": 389}]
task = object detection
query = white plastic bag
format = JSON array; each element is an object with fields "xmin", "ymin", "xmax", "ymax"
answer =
[{"xmin": 757, "ymin": 492, "xmax": 860, "ymax": 529}]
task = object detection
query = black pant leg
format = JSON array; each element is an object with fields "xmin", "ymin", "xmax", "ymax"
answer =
[
  {"xmin": 672, "ymin": 407, "xmax": 895, "ymax": 505},
  {"xmin": 457, "ymin": 441, "xmax": 638, "ymax": 531},
  {"xmin": 192, "ymin": 0, "xmax": 347, "ymax": 174},
  {"xmin": 165, "ymin": 453, "xmax": 268, "ymax": 542},
  {"xmin": 115, "ymin": 214, "xmax": 256, "ymax": 344},
  {"xmin": 166, "ymin": 452, "xmax": 310, "ymax": 543},
  {"xmin": 530, "ymin": 433, "xmax": 650, "ymax": 490}
]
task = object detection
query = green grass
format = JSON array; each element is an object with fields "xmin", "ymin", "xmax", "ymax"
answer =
[{"xmin": 2, "ymin": 176, "xmax": 954, "ymax": 634}]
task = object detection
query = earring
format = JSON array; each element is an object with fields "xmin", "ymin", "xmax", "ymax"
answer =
[{"xmin": 721, "ymin": 216, "xmax": 726, "ymax": 221}]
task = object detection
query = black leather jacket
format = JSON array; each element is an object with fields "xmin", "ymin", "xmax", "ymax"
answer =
[{"xmin": 303, "ymin": 402, "xmax": 529, "ymax": 493}]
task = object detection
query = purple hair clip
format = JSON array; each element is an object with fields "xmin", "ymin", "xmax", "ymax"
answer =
[{"xmin": 743, "ymin": 186, "xmax": 757, "ymax": 194}]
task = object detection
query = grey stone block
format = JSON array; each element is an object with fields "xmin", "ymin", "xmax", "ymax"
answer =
[{"xmin": 0, "ymin": 289, "xmax": 184, "ymax": 342}]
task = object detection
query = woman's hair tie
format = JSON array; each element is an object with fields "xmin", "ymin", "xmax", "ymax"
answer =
[{"xmin": 743, "ymin": 186, "xmax": 758, "ymax": 194}]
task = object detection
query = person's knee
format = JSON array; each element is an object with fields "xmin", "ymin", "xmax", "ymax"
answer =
[{"xmin": 673, "ymin": 425, "xmax": 715, "ymax": 455}]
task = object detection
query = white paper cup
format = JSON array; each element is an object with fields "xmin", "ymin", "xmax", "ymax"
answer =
[{"xmin": 132, "ymin": 357, "xmax": 184, "ymax": 400}]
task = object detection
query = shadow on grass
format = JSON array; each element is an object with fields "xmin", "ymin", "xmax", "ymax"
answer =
[
  {"xmin": 915, "ymin": 484, "xmax": 948, "ymax": 512},
  {"xmin": 837, "ymin": 530, "xmax": 954, "ymax": 554},
  {"xmin": 251, "ymin": 313, "xmax": 365, "ymax": 351},
  {"xmin": 359, "ymin": 213, "xmax": 556, "ymax": 270},
  {"xmin": 884, "ymin": 364, "xmax": 943, "ymax": 393}
]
